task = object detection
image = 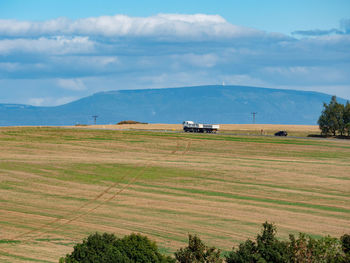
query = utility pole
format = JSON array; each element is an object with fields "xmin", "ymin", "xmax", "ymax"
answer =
[
  {"xmin": 92, "ymin": 115, "xmax": 98, "ymax": 125},
  {"xmin": 251, "ymin": 112, "xmax": 257, "ymax": 124}
]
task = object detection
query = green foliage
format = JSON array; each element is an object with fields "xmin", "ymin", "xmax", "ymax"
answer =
[
  {"xmin": 289, "ymin": 233, "xmax": 345, "ymax": 263},
  {"xmin": 318, "ymin": 96, "xmax": 349, "ymax": 136},
  {"xmin": 175, "ymin": 234, "xmax": 222, "ymax": 263},
  {"xmin": 226, "ymin": 222, "xmax": 290, "ymax": 263},
  {"xmin": 255, "ymin": 222, "xmax": 290, "ymax": 262},
  {"xmin": 341, "ymin": 234, "xmax": 350, "ymax": 262},
  {"xmin": 225, "ymin": 239, "xmax": 259, "ymax": 263},
  {"xmin": 59, "ymin": 227, "xmax": 350, "ymax": 263},
  {"xmin": 115, "ymin": 233, "xmax": 174, "ymax": 263},
  {"xmin": 117, "ymin": 120, "xmax": 148, "ymax": 125},
  {"xmin": 344, "ymin": 102, "xmax": 350, "ymax": 136},
  {"xmin": 60, "ymin": 233, "xmax": 126, "ymax": 263},
  {"xmin": 59, "ymin": 233, "xmax": 174, "ymax": 263},
  {"xmin": 227, "ymin": 222, "xmax": 349, "ymax": 263}
]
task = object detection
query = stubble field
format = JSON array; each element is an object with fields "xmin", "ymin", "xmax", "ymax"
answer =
[
  {"xmin": 0, "ymin": 125, "xmax": 349, "ymax": 262},
  {"xmin": 72, "ymin": 123, "xmax": 320, "ymax": 137}
]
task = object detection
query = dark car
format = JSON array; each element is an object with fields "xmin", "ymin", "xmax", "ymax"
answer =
[{"xmin": 274, "ymin": 130, "xmax": 288, "ymax": 136}]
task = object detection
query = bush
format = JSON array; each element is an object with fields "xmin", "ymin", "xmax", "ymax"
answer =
[
  {"xmin": 341, "ymin": 234, "xmax": 350, "ymax": 262},
  {"xmin": 115, "ymin": 233, "xmax": 174, "ymax": 263},
  {"xmin": 226, "ymin": 222, "xmax": 349, "ymax": 263},
  {"xmin": 60, "ymin": 233, "xmax": 174, "ymax": 263},
  {"xmin": 289, "ymin": 233, "xmax": 345, "ymax": 262},
  {"xmin": 59, "ymin": 226, "xmax": 350, "ymax": 263},
  {"xmin": 175, "ymin": 234, "xmax": 222, "ymax": 263},
  {"xmin": 226, "ymin": 222, "xmax": 290, "ymax": 263}
]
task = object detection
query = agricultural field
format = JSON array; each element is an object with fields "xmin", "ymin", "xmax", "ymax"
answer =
[
  {"xmin": 72, "ymin": 123, "xmax": 321, "ymax": 137},
  {"xmin": 0, "ymin": 126, "xmax": 349, "ymax": 262}
]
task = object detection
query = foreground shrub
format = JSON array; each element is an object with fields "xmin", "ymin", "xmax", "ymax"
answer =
[
  {"xmin": 175, "ymin": 234, "xmax": 222, "ymax": 263},
  {"xmin": 226, "ymin": 222, "xmax": 290, "ymax": 263},
  {"xmin": 59, "ymin": 225, "xmax": 350, "ymax": 262},
  {"xmin": 60, "ymin": 232, "xmax": 174, "ymax": 263},
  {"xmin": 340, "ymin": 234, "xmax": 350, "ymax": 262},
  {"xmin": 226, "ymin": 222, "xmax": 349, "ymax": 263},
  {"xmin": 289, "ymin": 233, "xmax": 345, "ymax": 263}
]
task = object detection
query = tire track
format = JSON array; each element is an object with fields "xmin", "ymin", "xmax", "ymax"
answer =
[{"xmin": 13, "ymin": 137, "xmax": 188, "ymax": 242}]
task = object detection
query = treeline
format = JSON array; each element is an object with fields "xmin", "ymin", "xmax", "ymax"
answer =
[
  {"xmin": 60, "ymin": 222, "xmax": 350, "ymax": 263},
  {"xmin": 318, "ymin": 96, "xmax": 350, "ymax": 136}
]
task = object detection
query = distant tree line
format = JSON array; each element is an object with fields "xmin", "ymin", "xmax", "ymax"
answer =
[
  {"xmin": 60, "ymin": 222, "xmax": 350, "ymax": 262},
  {"xmin": 318, "ymin": 96, "xmax": 350, "ymax": 136},
  {"xmin": 117, "ymin": 120, "xmax": 148, "ymax": 125}
]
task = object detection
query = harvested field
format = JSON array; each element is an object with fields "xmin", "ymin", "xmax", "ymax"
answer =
[
  {"xmin": 69, "ymin": 123, "xmax": 320, "ymax": 137},
  {"xmin": 0, "ymin": 126, "xmax": 349, "ymax": 262}
]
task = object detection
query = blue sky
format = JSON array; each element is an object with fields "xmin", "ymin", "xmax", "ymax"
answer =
[
  {"xmin": 1, "ymin": 0, "xmax": 349, "ymax": 34},
  {"xmin": 0, "ymin": 0, "xmax": 349, "ymax": 105}
]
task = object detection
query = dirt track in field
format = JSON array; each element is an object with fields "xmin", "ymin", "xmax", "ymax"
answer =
[{"xmin": 0, "ymin": 126, "xmax": 348, "ymax": 262}]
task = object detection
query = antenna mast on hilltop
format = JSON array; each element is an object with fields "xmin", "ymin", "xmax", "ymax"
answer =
[
  {"xmin": 92, "ymin": 115, "xmax": 98, "ymax": 125},
  {"xmin": 251, "ymin": 112, "xmax": 257, "ymax": 124}
]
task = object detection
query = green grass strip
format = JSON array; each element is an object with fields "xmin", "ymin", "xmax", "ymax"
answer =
[
  {"xmin": 136, "ymin": 183, "xmax": 350, "ymax": 214},
  {"xmin": 0, "ymin": 250, "xmax": 53, "ymax": 263}
]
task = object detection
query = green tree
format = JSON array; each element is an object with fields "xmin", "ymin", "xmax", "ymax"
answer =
[
  {"xmin": 60, "ymin": 232, "xmax": 128, "ymax": 263},
  {"xmin": 318, "ymin": 109, "xmax": 331, "ymax": 136},
  {"xmin": 340, "ymin": 234, "xmax": 350, "ymax": 262},
  {"xmin": 226, "ymin": 222, "xmax": 290, "ymax": 263},
  {"xmin": 226, "ymin": 222, "xmax": 349, "ymax": 263},
  {"xmin": 256, "ymin": 222, "xmax": 290, "ymax": 262},
  {"xmin": 318, "ymin": 96, "xmax": 345, "ymax": 136},
  {"xmin": 175, "ymin": 234, "xmax": 222, "ymax": 263},
  {"xmin": 343, "ymin": 101, "xmax": 350, "ymax": 136},
  {"xmin": 289, "ymin": 233, "xmax": 345, "ymax": 263},
  {"xmin": 116, "ymin": 233, "xmax": 174, "ymax": 263},
  {"xmin": 225, "ymin": 239, "xmax": 260, "ymax": 263},
  {"xmin": 288, "ymin": 233, "xmax": 309, "ymax": 262},
  {"xmin": 60, "ymin": 233, "xmax": 174, "ymax": 263}
]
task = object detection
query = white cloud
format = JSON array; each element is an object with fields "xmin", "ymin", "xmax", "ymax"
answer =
[
  {"xmin": 28, "ymin": 97, "xmax": 46, "ymax": 106},
  {"xmin": 57, "ymin": 78, "xmax": 86, "ymax": 91},
  {"xmin": 259, "ymin": 66, "xmax": 350, "ymax": 85},
  {"xmin": 177, "ymin": 53, "xmax": 219, "ymax": 68},
  {"xmin": 0, "ymin": 14, "xmax": 263, "ymax": 40},
  {"xmin": 28, "ymin": 96, "xmax": 77, "ymax": 106},
  {"xmin": 0, "ymin": 36, "xmax": 94, "ymax": 55},
  {"xmin": 0, "ymin": 14, "xmax": 349, "ymax": 102},
  {"xmin": 220, "ymin": 74, "xmax": 267, "ymax": 87}
]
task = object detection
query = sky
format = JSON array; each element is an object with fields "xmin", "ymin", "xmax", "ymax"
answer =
[{"xmin": 0, "ymin": 0, "xmax": 349, "ymax": 106}]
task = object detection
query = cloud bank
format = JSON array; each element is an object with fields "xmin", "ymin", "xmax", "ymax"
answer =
[
  {"xmin": 0, "ymin": 14, "xmax": 262, "ymax": 39},
  {"xmin": 0, "ymin": 14, "xmax": 349, "ymax": 105}
]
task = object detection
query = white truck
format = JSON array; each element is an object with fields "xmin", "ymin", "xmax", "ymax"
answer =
[{"xmin": 182, "ymin": 121, "xmax": 220, "ymax": 133}]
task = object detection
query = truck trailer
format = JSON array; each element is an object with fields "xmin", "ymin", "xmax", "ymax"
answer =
[{"xmin": 183, "ymin": 121, "xmax": 219, "ymax": 133}]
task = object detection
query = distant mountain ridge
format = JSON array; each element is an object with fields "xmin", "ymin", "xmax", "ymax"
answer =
[{"xmin": 0, "ymin": 85, "xmax": 347, "ymax": 126}]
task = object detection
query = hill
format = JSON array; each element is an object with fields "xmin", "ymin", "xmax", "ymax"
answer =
[{"xmin": 0, "ymin": 85, "xmax": 347, "ymax": 126}]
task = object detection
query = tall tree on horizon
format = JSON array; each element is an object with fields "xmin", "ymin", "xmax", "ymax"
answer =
[
  {"xmin": 344, "ymin": 101, "xmax": 350, "ymax": 136},
  {"xmin": 318, "ymin": 96, "xmax": 346, "ymax": 136}
]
